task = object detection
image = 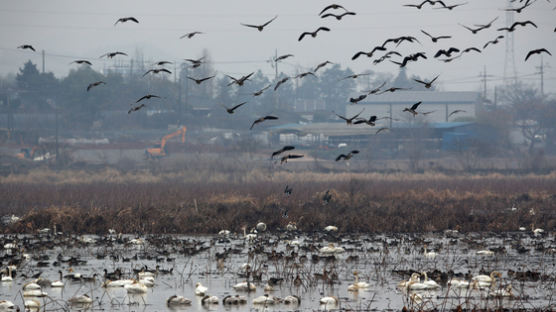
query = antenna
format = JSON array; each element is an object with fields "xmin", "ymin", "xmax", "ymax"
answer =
[{"xmin": 503, "ymin": 0, "xmax": 517, "ymax": 84}]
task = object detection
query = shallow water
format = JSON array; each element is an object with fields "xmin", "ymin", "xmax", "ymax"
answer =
[{"xmin": 1, "ymin": 231, "xmax": 555, "ymax": 311}]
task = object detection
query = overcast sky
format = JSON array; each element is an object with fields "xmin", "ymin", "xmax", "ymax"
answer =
[{"xmin": 0, "ymin": 0, "xmax": 554, "ymax": 95}]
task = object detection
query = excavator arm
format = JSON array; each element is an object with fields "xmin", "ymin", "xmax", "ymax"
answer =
[{"xmin": 146, "ymin": 126, "xmax": 186, "ymax": 158}]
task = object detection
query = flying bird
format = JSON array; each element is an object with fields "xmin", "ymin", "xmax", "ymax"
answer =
[
  {"xmin": 155, "ymin": 61, "xmax": 173, "ymax": 66},
  {"xmin": 321, "ymin": 11, "xmax": 356, "ymax": 20},
  {"xmin": 373, "ymin": 51, "xmax": 402, "ymax": 64},
  {"xmin": 403, "ymin": 101, "xmax": 422, "ymax": 116},
  {"xmin": 86, "ymin": 81, "xmax": 105, "ymax": 91},
  {"xmin": 71, "ymin": 60, "xmax": 92, "ymax": 66},
  {"xmin": 461, "ymin": 47, "xmax": 481, "ymax": 54},
  {"xmin": 448, "ymin": 109, "xmax": 466, "ymax": 117},
  {"xmin": 413, "ymin": 75, "xmax": 439, "ymax": 88},
  {"xmin": 128, "ymin": 104, "xmax": 145, "ymax": 114},
  {"xmin": 497, "ymin": 20, "xmax": 537, "ymax": 32},
  {"xmin": 505, "ymin": 0, "xmax": 536, "ymax": 13},
  {"xmin": 349, "ymin": 94, "xmax": 367, "ymax": 104},
  {"xmin": 250, "ymin": 115, "xmax": 279, "ymax": 129},
  {"xmin": 275, "ymin": 54, "xmax": 294, "ymax": 62},
  {"xmin": 434, "ymin": 48, "xmax": 460, "ymax": 58},
  {"xmin": 421, "ymin": 30, "xmax": 452, "ymax": 43},
  {"xmin": 100, "ymin": 51, "xmax": 127, "ymax": 58},
  {"xmin": 319, "ymin": 4, "xmax": 347, "ymax": 16},
  {"xmin": 187, "ymin": 75, "xmax": 215, "ymax": 85},
  {"xmin": 391, "ymin": 52, "xmax": 427, "ymax": 67},
  {"xmin": 342, "ymin": 73, "xmax": 371, "ymax": 80},
  {"xmin": 335, "ymin": 150, "xmax": 359, "ymax": 161},
  {"xmin": 335, "ymin": 109, "xmax": 365, "ymax": 125},
  {"xmin": 114, "ymin": 17, "xmax": 139, "ymax": 25},
  {"xmin": 314, "ymin": 61, "xmax": 334, "ymax": 72},
  {"xmin": 143, "ymin": 68, "xmax": 172, "ymax": 77},
  {"xmin": 433, "ymin": 2, "xmax": 467, "ymax": 10},
  {"xmin": 379, "ymin": 87, "xmax": 410, "ymax": 94},
  {"xmin": 274, "ymin": 77, "xmax": 290, "ymax": 91},
  {"xmin": 253, "ymin": 85, "xmax": 271, "ymax": 96},
  {"xmin": 280, "ymin": 154, "xmax": 304, "ymax": 164},
  {"xmin": 376, "ymin": 127, "xmax": 389, "ymax": 134},
  {"xmin": 222, "ymin": 102, "xmax": 247, "ymax": 114},
  {"xmin": 351, "ymin": 46, "xmax": 387, "ymax": 60},
  {"xmin": 17, "ymin": 44, "xmax": 35, "ymax": 52},
  {"xmin": 272, "ymin": 145, "xmax": 295, "ymax": 158},
  {"xmin": 180, "ymin": 31, "xmax": 203, "ymax": 39},
  {"xmin": 136, "ymin": 94, "xmax": 161, "ymax": 103},
  {"xmin": 241, "ymin": 16, "xmax": 278, "ymax": 31},
  {"xmin": 525, "ymin": 48, "xmax": 551, "ymax": 61},
  {"xmin": 298, "ymin": 27, "xmax": 330, "ymax": 41},
  {"xmin": 483, "ymin": 35, "xmax": 504, "ymax": 49},
  {"xmin": 184, "ymin": 57, "xmax": 204, "ymax": 68},
  {"xmin": 227, "ymin": 72, "xmax": 254, "ymax": 86},
  {"xmin": 296, "ymin": 72, "xmax": 316, "ymax": 79},
  {"xmin": 354, "ymin": 115, "xmax": 377, "ymax": 126},
  {"xmin": 365, "ymin": 81, "xmax": 387, "ymax": 94}
]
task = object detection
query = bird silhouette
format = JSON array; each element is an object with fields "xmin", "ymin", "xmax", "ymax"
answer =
[
  {"xmin": 421, "ymin": 30, "xmax": 452, "ymax": 43},
  {"xmin": 376, "ymin": 127, "xmax": 389, "ymax": 134},
  {"xmin": 241, "ymin": 16, "xmax": 278, "ymax": 31},
  {"xmin": 136, "ymin": 94, "xmax": 161, "ymax": 103},
  {"xmin": 155, "ymin": 61, "xmax": 173, "ymax": 66},
  {"xmin": 281, "ymin": 154, "xmax": 304, "ymax": 164},
  {"xmin": 250, "ymin": 116, "xmax": 279, "ymax": 129},
  {"xmin": 275, "ymin": 54, "xmax": 294, "ymax": 62},
  {"xmin": 114, "ymin": 17, "xmax": 139, "ymax": 25},
  {"xmin": 296, "ymin": 72, "xmax": 316, "ymax": 79},
  {"xmin": 319, "ymin": 4, "xmax": 347, "ymax": 16},
  {"xmin": 403, "ymin": 101, "xmax": 422, "ymax": 116},
  {"xmin": 18, "ymin": 44, "xmax": 35, "ymax": 52},
  {"xmin": 143, "ymin": 68, "xmax": 172, "ymax": 77},
  {"xmin": 434, "ymin": 2, "xmax": 467, "ymax": 10},
  {"xmin": 335, "ymin": 150, "xmax": 359, "ymax": 161},
  {"xmin": 253, "ymin": 85, "xmax": 271, "ymax": 96},
  {"xmin": 354, "ymin": 115, "xmax": 377, "ymax": 126},
  {"xmin": 365, "ymin": 81, "xmax": 386, "ymax": 94},
  {"xmin": 460, "ymin": 17, "xmax": 498, "ymax": 34},
  {"xmin": 497, "ymin": 20, "xmax": 537, "ymax": 32},
  {"xmin": 321, "ymin": 11, "xmax": 356, "ymax": 20},
  {"xmin": 379, "ymin": 87, "xmax": 410, "ymax": 94},
  {"xmin": 374, "ymin": 51, "xmax": 402, "ymax": 64},
  {"xmin": 413, "ymin": 75, "xmax": 439, "ymax": 88},
  {"xmin": 222, "ymin": 102, "xmax": 247, "ymax": 114},
  {"xmin": 227, "ymin": 72, "xmax": 254, "ymax": 86},
  {"xmin": 187, "ymin": 75, "xmax": 215, "ymax": 85},
  {"xmin": 335, "ymin": 109, "xmax": 365, "ymax": 125},
  {"xmin": 351, "ymin": 46, "xmax": 387, "ymax": 60},
  {"xmin": 272, "ymin": 146, "xmax": 295, "ymax": 158},
  {"xmin": 86, "ymin": 81, "xmax": 105, "ymax": 91},
  {"xmin": 71, "ymin": 60, "xmax": 92, "ymax": 66},
  {"xmin": 505, "ymin": 0, "xmax": 535, "ymax": 13},
  {"xmin": 274, "ymin": 77, "xmax": 290, "ymax": 91},
  {"xmin": 391, "ymin": 52, "xmax": 427, "ymax": 67},
  {"xmin": 342, "ymin": 73, "xmax": 371, "ymax": 80},
  {"xmin": 128, "ymin": 104, "xmax": 145, "ymax": 114},
  {"xmin": 298, "ymin": 27, "xmax": 330, "ymax": 41},
  {"xmin": 525, "ymin": 48, "xmax": 551, "ymax": 61},
  {"xmin": 322, "ymin": 190, "xmax": 332, "ymax": 204},
  {"xmin": 314, "ymin": 61, "xmax": 334, "ymax": 72},
  {"xmin": 349, "ymin": 94, "xmax": 367, "ymax": 104},
  {"xmin": 434, "ymin": 48, "xmax": 460, "ymax": 58},
  {"xmin": 100, "ymin": 51, "xmax": 127, "ymax": 58},
  {"xmin": 483, "ymin": 35, "xmax": 504, "ymax": 49},
  {"xmin": 184, "ymin": 57, "xmax": 204, "ymax": 68},
  {"xmin": 448, "ymin": 109, "xmax": 466, "ymax": 117},
  {"xmin": 180, "ymin": 31, "xmax": 203, "ymax": 39},
  {"xmin": 461, "ymin": 47, "xmax": 481, "ymax": 54}
]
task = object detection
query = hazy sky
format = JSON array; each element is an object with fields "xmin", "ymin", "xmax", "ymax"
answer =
[{"xmin": 0, "ymin": 0, "xmax": 555, "ymax": 95}]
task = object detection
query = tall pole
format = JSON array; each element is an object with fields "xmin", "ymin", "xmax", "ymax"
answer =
[
  {"xmin": 41, "ymin": 50, "xmax": 45, "ymax": 73},
  {"xmin": 538, "ymin": 56, "xmax": 544, "ymax": 97}
]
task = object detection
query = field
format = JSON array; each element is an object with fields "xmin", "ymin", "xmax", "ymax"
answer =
[{"xmin": 2, "ymin": 165, "xmax": 555, "ymax": 234}]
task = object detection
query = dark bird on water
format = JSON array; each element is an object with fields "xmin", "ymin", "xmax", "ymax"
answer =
[
  {"xmin": 434, "ymin": 48, "xmax": 460, "ymax": 58},
  {"xmin": 71, "ymin": 60, "xmax": 92, "ymax": 66},
  {"xmin": 136, "ymin": 94, "xmax": 161, "ymax": 103},
  {"xmin": 321, "ymin": 11, "xmax": 356, "ymax": 20},
  {"xmin": 187, "ymin": 75, "xmax": 215, "ymax": 85},
  {"xmin": 128, "ymin": 104, "xmax": 145, "ymax": 114},
  {"xmin": 413, "ymin": 75, "xmax": 439, "ymax": 88},
  {"xmin": 115, "ymin": 17, "xmax": 139, "ymax": 25},
  {"xmin": 143, "ymin": 68, "xmax": 172, "ymax": 77},
  {"xmin": 336, "ymin": 150, "xmax": 359, "ymax": 161},
  {"xmin": 227, "ymin": 72, "xmax": 254, "ymax": 86},
  {"xmin": 403, "ymin": 101, "xmax": 422, "ymax": 116},
  {"xmin": 421, "ymin": 30, "xmax": 451, "ymax": 42},
  {"xmin": 86, "ymin": 81, "xmax": 105, "ymax": 91},
  {"xmin": 281, "ymin": 154, "xmax": 304, "ymax": 164},
  {"xmin": 335, "ymin": 109, "xmax": 364, "ymax": 125},
  {"xmin": 314, "ymin": 61, "xmax": 333, "ymax": 72},
  {"xmin": 18, "ymin": 45, "xmax": 35, "ymax": 52},
  {"xmin": 222, "ymin": 102, "xmax": 247, "ymax": 114},
  {"xmin": 100, "ymin": 51, "xmax": 127, "ymax": 58},
  {"xmin": 241, "ymin": 16, "xmax": 278, "ymax": 31},
  {"xmin": 250, "ymin": 115, "xmax": 279, "ymax": 129},
  {"xmin": 319, "ymin": 4, "xmax": 346, "ymax": 16},
  {"xmin": 349, "ymin": 94, "xmax": 367, "ymax": 104},
  {"xmin": 272, "ymin": 146, "xmax": 295, "ymax": 159},
  {"xmin": 180, "ymin": 31, "xmax": 203, "ymax": 39},
  {"xmin": 525, "ymin": 48, "xmax": 551, "ymax": 61},
  {"xmin": 274, "ymin": 77, "xmax": 290, "ymax": 91},
  {"xmin": 298, "ymin": 27, "xmax": 330, "ymax": 41}
]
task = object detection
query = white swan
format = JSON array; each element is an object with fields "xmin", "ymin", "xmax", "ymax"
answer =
[
  {"xmin": 51, "ymin": 270, "xmax": 64, "ymax": 287},
  {"xmin": 347, "ymin": 271, "xmax": 370, "ymax": 291},
  {"xmin": 476, "ymin": 249, "xmax": 494, "ymax": 256},
  {"xmin": 23, "ymin": 289, "xmax": 47, "ymax": 297},
  {"xmin": 68, "ymin": 294, "xmax": 93, "ymax": 304},
  {"xmin": 448, "ymin": 278, "xmax": 471, "ymax": 288},
  {"xmin": 0, "ymin": 300, "xmax": 15, "ymax": 310},
  {"xmin": 424, "ymin": 244, "xmax": 438, "ymax": 259},
  {"xmin": 253, "ymin": 294, "xmax": 280, "ymax": 305},
  {"xmin": 195, "ymin": 282, "xmax": 208, "ymax": 296},
  {"xmin": 233, "ymin": 281, "xmax": 256, "ymax": 291},
  {"xmin": 421, "ymin": 272, "xmax": 441, "ymax": 289},
  {"xmin": 201, "ymin": 295, "xmax": 219, "ymax": 305},
  {"xmin": 22, "ymin": 282, "xmax": 41, "ymax": 290},
  {"xmin": 489, "ymin": 285, "xmax": 513, "ymax": 298},
  {"xmin": 324, "ymin": 225, "xmax": 338, "ymax": 232},
  {"xmin": 102, "ymin": 279, "xmax": 135, "ymax": 287},
  {"xmin": 125, "ymin": 280, "xmax": 148, "ymax": 294},
  {"xmin": 140, "ymin": 276, "xmax": 154, "ymax": 287},
  {"xmin": 24, "ymin": 299, "xmax": 40, "ymax": 311},
  {"xmin": 256, "ymin": 222, "xmax": 267, "ymax": 232},
  {"xmin": 398, "ymin": 273, "xmax": 421, "ymax": 289},
  {"xmin": 283, "ymin": 295, "xmax": 301, "ymax": 305},
  {"xmin": 319, "ymin": 243, "xmax": 344, "ymax": 254},
  {"xmin": 166, "ymin": 295, "xmax": 191, "ymax": 306},
  {"xmin": 0, "ymin": 267, "xmax": 13, "ymax": 282},
  {"xmin": 472, "ymin": 271, "xmax": 501, "ymax": 288},
  {"xmin": 320, "ymin": 296, "xmax": 338, "ymax": 305},
  {"xmin": 218, "ymin": 229, "xmax": 231, "ymax": 236}
]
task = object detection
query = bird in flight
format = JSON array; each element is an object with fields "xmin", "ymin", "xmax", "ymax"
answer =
[
  {"xmin": 336, "ymin": 150, "xmax": 359, "ymax": 161},
  {"xmin": 128, "ymin": 104, "xmax": 145, "ymax": 114},
  {"xmin": 413, "ymin": 75, "xmax": 439, "ymax": 89},
  {"xmin": 100, "ymin": 52, "xmax": 127, "ymax": 58},
  {"xmin": 335, "ymin": 109, "xmax": 365, "ymax": 125},
  {"xmin": 460, "ymin": 17, "xmax": 498, "ymax": 34},
  {"xmin": 433, "ymin": 2, "xmax": 467, "ymax": 10},
  {"xmin": 351, "ymin": 46, "xmax": 386, "ymax": 60},
  {"xmin": 280, "ymin": 154, "xmax": 304, "ymax": 164},
  {"xmin": 461, "ymin": 47, "xmax": 481, "ymax": 54},
  {"xmin": 341, "ymin": 73, "xmax": 371, "ymax": 80},
  {"xmin": 483, "ymin": 35, "xmax": 504, "ymax": 49},
  {"xmin": 364, "ymin": 81, "xmax": 387, "ymax": 95},
  {"xmin": 71, "ymin": 60, "xmax": 92, "ymax": 66},
  {"xmin": 143, "ymin": 68, "xmax": 172, "ymax": 77},
  {"xmin": 354, "ymin": 115, "xmax": 377, "ymax": 126},
  {"xmin": 298, "ymin": 27, "xmax": 330, "ymax": 41},
  {"xmin": 296, "ymin": 72, "xmax": 316, "ymax": 79},
  {"xmin": 180, "ymin": 31, "xmax": 203, "ymax": 39},
  {"xmin": 421, "ymin": 30, "xmax": 451, "ymax": 43},
  {"xmin": 136, "ymin": 94, "xmax": 161, "ymax": 103},
  {"xmin": 497, "ymin": 20, "xmax": 537, "ymax": 32},
  {"xmin": 227, "ymin": 72, "xmax": 254, "ymax": 86},
  {"xmin": 434, "ymin": 48, "xmax": 460, "ymax": 58},
  {"xmin": 184, "ymin": 57, "xmax": 204, "ymax": 68},
  {"xmin": 250, "ymin": 115, "xmax": 279, "ymax": 129},
  {"xmin": 319, "ymin": 4, "xmax": 347, "ymax": 16},
  {"xmin": 253, "ymin": 85, "xmax": 271, "ymax": 96},
  {"xmin": 187, "ymin": 75, "xmax": 215, "ymax": 85},
  {"xmin": 272, "ymin": 145, "xmax": 295, "ymax": 158},
  {"xmin": 86, "ymin": 81, "xmax": 105, "ymax": 91},
  {"xmin": 373, "ymin": 51, "xmax": 402, "ymax": 65},
  {"xmin": 525, "ymin": 48, "xmax": 551, "ymax": 61},
  {"xmin": 391, "ymin": 52, "xmax": 427, "ymax": 67},
  {"xmin": 349, "ymin": 94, "xmax": 367, "ymax": 104},
  {"xmin": 114, "ymin": 17, "xmax": 139, "ymax": 25},
  {"xmin": 241, "ymin": 16, "xmax": 278, "ymax": 31},
  {"xmin": 314, "ymin": 61, "xmax": 334, "ymax": 72},
  {"xmin": 376, "ymin": 127, "xmax": 389, "ymax": 135},
  {"xmin": 403, "ymin": 101, "xmax": 422, "ymax": 116},
  {"xmin": 18, "ymin": 45, "xmax": 36, "ymax": 52},
  {"xmin": 448, "ymin": 109, "xmax": 466, "ymax": 117},
  {"xmin": 222, "ymin": 102, "xmax": 247, "ymax": 114},
  {"xmin": 379, "ymin": 87, "xmax": 410, "ymax": 94},
  {"xmin": 155, "ymin": 61, "xmax": 173, "ymax": 66},
  {"xmin": 505, "ymin": 0, "xmax": 536, "ymax": 13},
  {"xmin": 321, "ymin": 11, "xmax": 356, "ymax": 20},
  {"xmin": 274, "ymin": 77, "xmax": 290, "ymax": 91},
  {"xmin": 275, "ymin": 54, "xmax": 294, "ymax": 62}
]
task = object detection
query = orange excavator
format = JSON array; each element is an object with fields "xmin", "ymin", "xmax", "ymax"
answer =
[{"xmin": 145, "ymin": 126, "xmax": 186, "ymax": 159}]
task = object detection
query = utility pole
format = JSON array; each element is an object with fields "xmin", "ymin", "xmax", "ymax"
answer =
[
  {"xmin": 41, "ymin": 50, "xmax": 45, "ymax": 73},
  {"xmin": 536, "ymin": 56, "xmax": 545, "ymax": 97},
  {"xmin": 480, "ymin": 66, "xmax": 487, "ymax": 99}
]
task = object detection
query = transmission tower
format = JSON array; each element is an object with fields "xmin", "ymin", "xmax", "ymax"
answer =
[{"xmin": 503, "ymin": 0, "xmax": 517, "ymax": 84}]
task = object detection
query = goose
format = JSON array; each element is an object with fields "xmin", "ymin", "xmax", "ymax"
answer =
[
  {"xmin": 166, "ymin": 295, "xmax": 191, "ymax": 306},
  {"xmin": 233, "ymin": 281, "xmax": 256, "ymax": 292},
  {"xmin": 222, "ymin": 295, "xmax": 247, "ymax": 305},
  {"xmin": 195, "ymin": 282, "xmax": 208, "ymax": 296},
  {"xmin": 283, "ymin": 295, "xmax": 301, "ymax": 305},
  {"xmin": 50, "ymin": 270, "xmax": 64, "ymax": 287},
  {"xmin": 241, "ymin": 16, "xmax": 277, "ymax": 32},
  {"xmin": 320, "ymin": 296, "xmax": 338, "ymax": 305},
  {"xmin": 201, "ymin": 295, "xmax": 219, "ymax": 305},
  {"xmin": 252, "ymin": 294, "xmax": 280, "ymax": 305},
  {"xmin": 124, "ymin": 280, "xmax": 148, "ymax": 294},
  {"xmin": 0, "ymin": 300, "xmax": 15, "ymax": 310},
  {"xmin": 17, "ymin": 45, "xmax": 36, "ymax": 52},
  {"xmin": 24, "ymin": 299, "xmax": 40, "ymax": 311},
  {"xmin": 68, "ymin": 294, "xmax": 92, "ymax": 304}
]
